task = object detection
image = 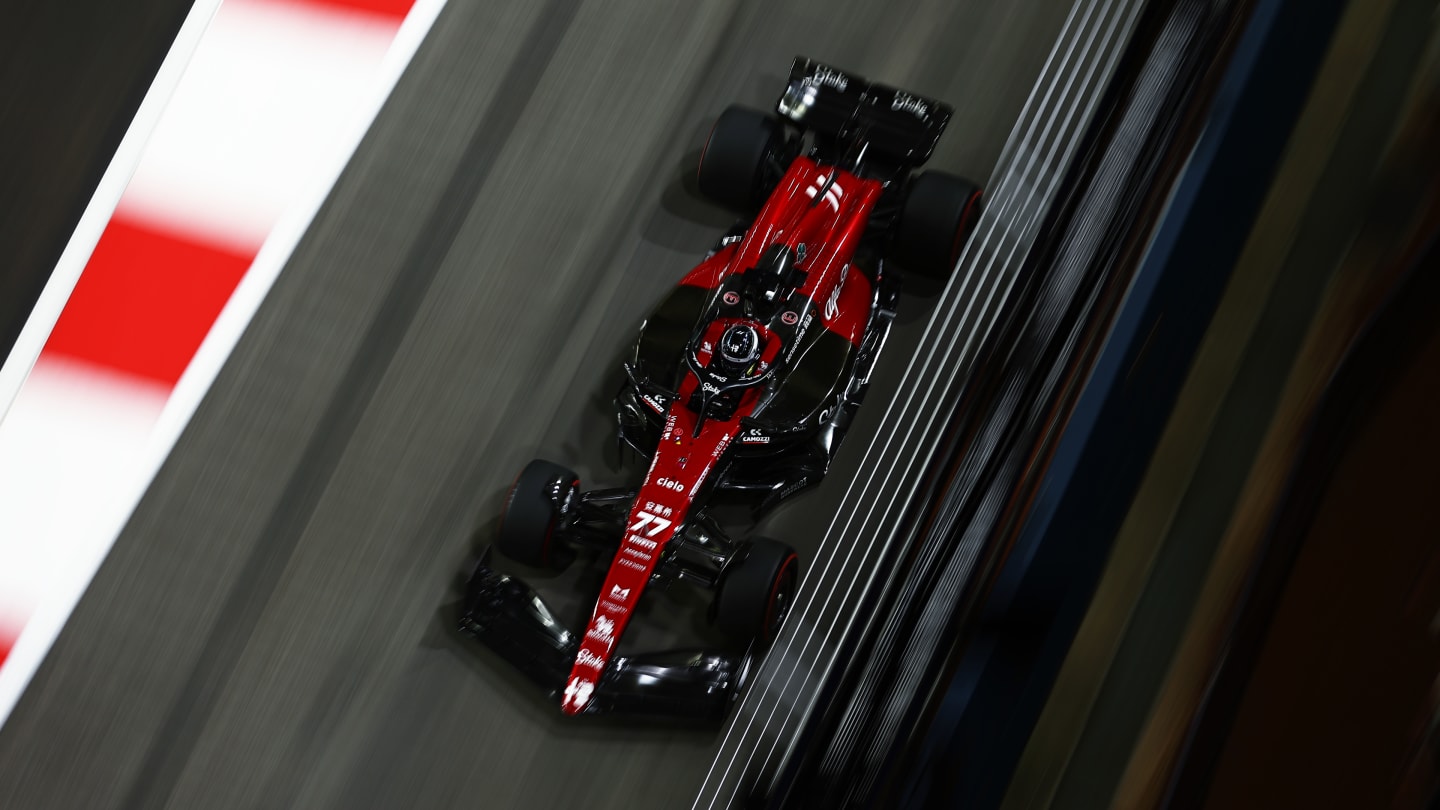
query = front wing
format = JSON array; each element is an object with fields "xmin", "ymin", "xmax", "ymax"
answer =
[{"xmin": 459, "ymin": 551, "xmax": 746, "ymax": 719}]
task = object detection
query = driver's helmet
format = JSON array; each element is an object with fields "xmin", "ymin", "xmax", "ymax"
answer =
[{"xmin": 716, "ymin": 322, "xmax": 762, "ymax": 374}]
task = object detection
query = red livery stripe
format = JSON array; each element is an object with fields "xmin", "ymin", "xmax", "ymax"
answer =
[
  {"xmin": 42, "ymin": 218, "xmax": 254, "ymax": 387},
  {"xmin": 290, "ymin": 0, "xmax": 416, "ymax": 21}
]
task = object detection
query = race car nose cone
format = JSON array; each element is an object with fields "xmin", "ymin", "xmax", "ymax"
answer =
[
  {"xmin": 720, "ymin": 324, "xmax": 760, "ymax": 365},
  {"xmin": 562, "ymin": 674, "xmax": 595, "ymax": 714}
]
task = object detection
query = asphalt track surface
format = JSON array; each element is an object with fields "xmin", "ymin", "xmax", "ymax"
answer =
[{"xmin": 0, "ymin": 1, "xmax": 1076, "ymax": 807}]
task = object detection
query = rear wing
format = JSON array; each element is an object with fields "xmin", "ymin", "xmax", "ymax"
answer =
[{"xmin": 775, "ymin": 57, "xmax": 953, "ymax": 169}]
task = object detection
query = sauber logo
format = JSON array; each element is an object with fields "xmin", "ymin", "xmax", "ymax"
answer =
[
  {"xmin": 576, "ymin": 649, "xmax": 606, "ymax": 670},
  {"xmin": 779, "ymin": 476, "xmax": 810, "ymax": 500},
  {"xmin": 805, "ymin": 179, "xmax": 844, "ymax": 212}
]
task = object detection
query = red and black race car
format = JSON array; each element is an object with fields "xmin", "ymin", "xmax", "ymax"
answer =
[{"xmin": 459, "ymin": 58, "xmax": 982, "ymax": 718}]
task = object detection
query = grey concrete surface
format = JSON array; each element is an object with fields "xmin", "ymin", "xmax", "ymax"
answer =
[{"xmin": 0, "ymin": 1, "xmax": 1075, "ymax": 807}]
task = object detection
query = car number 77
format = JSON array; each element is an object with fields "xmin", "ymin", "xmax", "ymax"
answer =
[{"xmin": 629, "ymin": 511, "xmax": 672, "ymax": 537}]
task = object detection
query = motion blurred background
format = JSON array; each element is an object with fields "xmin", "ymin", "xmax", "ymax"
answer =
[{"xmin": 0, "ymin": 0, "xmax": 1436, "ymax": 807}]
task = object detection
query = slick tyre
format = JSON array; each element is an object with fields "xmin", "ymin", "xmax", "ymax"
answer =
[
  {"xmin": 715, "ymin": 538, "xmax": 800, "ymax": 643},
  {"xmin": 894, "ymin": 171, "xmax": 983, "ymax": 279},
  {"xmin": 698, "ymin": 106, "xmax": 786, "ymax": 212},
  {"xmin": 497, "ymin": 459, "xmax": 578, "ymax": 570}
]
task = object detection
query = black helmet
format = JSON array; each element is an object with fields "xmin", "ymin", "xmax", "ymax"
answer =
[{"xmin": 717, "ymin": 323, "xmax": 761, "ymax": 372}]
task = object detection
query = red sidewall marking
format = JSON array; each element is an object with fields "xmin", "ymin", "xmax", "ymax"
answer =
[
  {"xmin": 698, "ymin": 119, "xmax": 719, "ymax": 185},
  {"xmin": 495, "ymin": 467, "xmax": 527, "ymax": 550},
  {"xmin": 763, "ymin": 553, "xmax": 798, "ymax": 639},
  {"xmin": 951, "ymin": 189, "xmax": 983, "ymax": 264},
  {"xmin": 42, "ymin": 218, "xmax": 254, "ymax": 387}
]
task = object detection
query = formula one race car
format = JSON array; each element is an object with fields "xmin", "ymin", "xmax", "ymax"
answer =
[{"xmin": 459, "ymin": 57, "xmax": 982, "ymax": 718}]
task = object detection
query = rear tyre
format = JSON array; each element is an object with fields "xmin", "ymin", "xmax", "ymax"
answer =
[
  {"xmin": 698, "ymin": 106, "xmax": 786, "ymax": 212},
  {"xmin": 894, "ymin": 171, "xmax": 983, "ymax": 279},
  {"xmin": 497, "ymin": 459, "xmax": 578, "ymax": 570},
  {"xmin": 714, "ymin": 538, "xmax": 800, "ymax": 643}
]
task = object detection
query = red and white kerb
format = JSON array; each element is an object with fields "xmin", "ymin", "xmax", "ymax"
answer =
[{"xmin": 0, "ymin": 0, "xmax": 443, "ymax": 727}]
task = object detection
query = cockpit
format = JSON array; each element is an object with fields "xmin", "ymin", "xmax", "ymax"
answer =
[{"xmin": 683, "ymin": 315, "xmax": 775, "ymax": 432}]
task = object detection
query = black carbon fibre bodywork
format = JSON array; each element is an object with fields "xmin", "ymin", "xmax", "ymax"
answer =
[{"xmin": 459, "ymin": 551, "xmax": 745, "ymax": 719}]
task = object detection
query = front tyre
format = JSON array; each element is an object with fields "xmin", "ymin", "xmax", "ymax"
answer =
[
  {"xmin": 496, "ymin": 459, "xmax": 579, "ymax": 570},
  {"xmin": 714, "ymin": 538, "xmax": 800, "ymax": 643},
  {"xmin": 894, "ymin": 171, "xmax": 983, "ymax": 279}
]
